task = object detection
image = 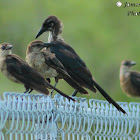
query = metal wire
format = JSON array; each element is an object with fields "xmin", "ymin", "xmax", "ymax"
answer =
[{"xmin": 0, "ymin": 92, "xmax": 139, "ymax": 140}]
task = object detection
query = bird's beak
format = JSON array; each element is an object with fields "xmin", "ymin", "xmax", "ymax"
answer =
[
  {"xmin": 43, "ymin": 43, "xmax": 54, "ymax": 48},
  {"xmin": 36, "ymin": 27, "xmax": 46, "ymax": 39},
  {"xmin": 130, "ymin": 61, "xmax": 136, "ymax": 66},
  {"xmin": 6, "ymin": 45, "xmax": 13, "ymax": 50}
]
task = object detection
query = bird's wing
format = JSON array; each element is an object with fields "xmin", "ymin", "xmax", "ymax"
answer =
[
  {"xmin": 6, "ymin": 54, "xmax": 46, "ymax": 85},
  {"xmin": 45, "ymin": 42, "xmax": 94, "ymax": 87},
  {"xmin": 42, "ymin": 51, "xmax": 68, "ymax": 74},
  {"xmin": 41, "ymin": 51, "xmax": 89, "ymax": 94},
  {"xmin": 130, "ymin": 71, "xmax": 140, "ymax": 91}
]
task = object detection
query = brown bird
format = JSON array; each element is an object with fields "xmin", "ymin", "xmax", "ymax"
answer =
[
  {"xmin": 26, "ymin": 40, "xmax": 89, "ymax": 95},
  {"xmin": 35, "ymin": 15, "xmax": 126, "ymax": 114},
  {"xmin": 0, "ymin": 42, "xmax": 75, "ymax": 101},
  {"xmin": 120, "ymin": 60, "xmax": 140, "ymax": 97}
]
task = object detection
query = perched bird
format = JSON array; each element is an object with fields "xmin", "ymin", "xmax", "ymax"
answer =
[
  {"xmin": 120, "ymin": 60, "xmax": 140, "ymax": 97},
  {"xmin": 35, "ymin": 15, "xmax": 126, "ymax": 114},
  {"xmin": 0, "ymin": 42, "xmax": 75, "ymax": 101},
  {"xmin": 26, "ymin": 40, "xmax": 89, "ymax": 95}
]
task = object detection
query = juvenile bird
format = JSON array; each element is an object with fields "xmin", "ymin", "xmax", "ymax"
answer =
[
  {"xmin": 120, "ymin": 60, "xmax": 140, "ymax": 97},
  {"xmin": 26, "ymin": 40, "xmax": 89, "ymax": 95},
  {"xmin": 35, "ymin": 15, "xmax": 126, "ymax": 114},
  {"xmin": 0, "ymin": 42, "xmax": 75, "ymax": 101}
]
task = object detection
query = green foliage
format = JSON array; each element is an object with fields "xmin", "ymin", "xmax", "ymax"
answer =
[{"xmin": 0, "ymin": 0, "xmax": 139, "ymax": 103}]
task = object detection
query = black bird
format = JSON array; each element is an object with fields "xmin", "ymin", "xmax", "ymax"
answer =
[
  {"xmin": 120, "ymin": 60, "xmax": 140, "ymax": 97},
  {"xmin": 35, "ymin": 15, "xmax": 126, "ymax": 114},
  {"xmin": 26, "ymin": 40, "xmax": 89, "ymax": 95},
  {"xmin": 0, "ymin": 42, "xmax": 75, "ymax": 101}
]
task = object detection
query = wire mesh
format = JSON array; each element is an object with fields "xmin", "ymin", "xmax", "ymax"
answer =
[{"xmin": 0, "ymin": 92, "xmax": 139, "ymax": 140}]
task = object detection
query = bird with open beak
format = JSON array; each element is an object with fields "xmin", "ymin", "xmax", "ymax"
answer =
[
  {"xmin": 26, "ymin": 40, "xmax": 89, "ymax": 95},
  {"xmin": 120, "ymin": 60, "xmax": 140, "ymax": 97},
  {"xmin": 0, "ymin": 42, "xmax": 75, "ymax": 101},
  {"xmin": 35, "ymin": 15, "xmax": 126, "ymax": 114}
]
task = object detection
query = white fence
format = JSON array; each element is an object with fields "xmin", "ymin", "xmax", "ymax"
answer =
[{"xmin": 0, "ymin": 92, "xmax": 140, "ymax": 140}]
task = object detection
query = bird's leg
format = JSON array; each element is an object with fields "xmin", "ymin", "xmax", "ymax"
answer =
[
  {"xmin": 28, "ymin": 89, "xmax": 33, "ymax": 94},
  {"xmin": 24, "ymin": 85, "xmax": 30, "ymax": 93},
  {"xmin": 72, "ymin": 90, "xmax": 78, "ymax": 96},
  {"xmin": 24, "ymin": 89, "xmax": 29, "ymax": 93},
  {"xmin": 50, "ymin": 82, "xmax": 58, "ymax": 96},
  {"xmin": 50, "ymin": 77, "xmax": 59, "ymax": 97}
]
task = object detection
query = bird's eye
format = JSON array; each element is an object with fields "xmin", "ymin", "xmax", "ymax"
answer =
[
  {"xmin": 124, "ymin": 62, "xmax": 130, "ymax": 66},
  {"xmin": 1, "ymin": 46, "xmax": 6, "ymax": 50},
  {"xmin": 45, "ymin": 21, "xmax": 54, "ymax": 27},
  {"xmin": 37, "ymin": 44, "xmax": 41, "ymax": 47},
  {"xmin": 49, "ymin": 22, "xmax": 54, "ymax": 27}
]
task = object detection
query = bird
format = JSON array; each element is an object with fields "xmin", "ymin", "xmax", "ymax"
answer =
[
  {"xmin": 26, "ymin": 40, "xmax": 89, "ymax": 95},
  {"xmin": 120, "ymin": 60, "xmax": 140, "ymax": 97},
  {"xmin": 0, "ymin": 42, "xmax": 75, "ymax": 102},
  {"xmin": 35, "ymin": 15, "xmax": 126, "ymax": 114}
]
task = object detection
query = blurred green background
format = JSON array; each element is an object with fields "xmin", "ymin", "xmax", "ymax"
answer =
[{"xmin": 0, "ymin": 0, "xmax": 140, "ymax": 103}]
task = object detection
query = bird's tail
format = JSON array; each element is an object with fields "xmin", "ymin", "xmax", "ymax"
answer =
[
  {"xmin": 93, "ymin": 81, "xmax": 126, "ymax": 114},
  {"xmin": 46, "ymin": 82, "xmax": 76, "ymax": 102}
]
